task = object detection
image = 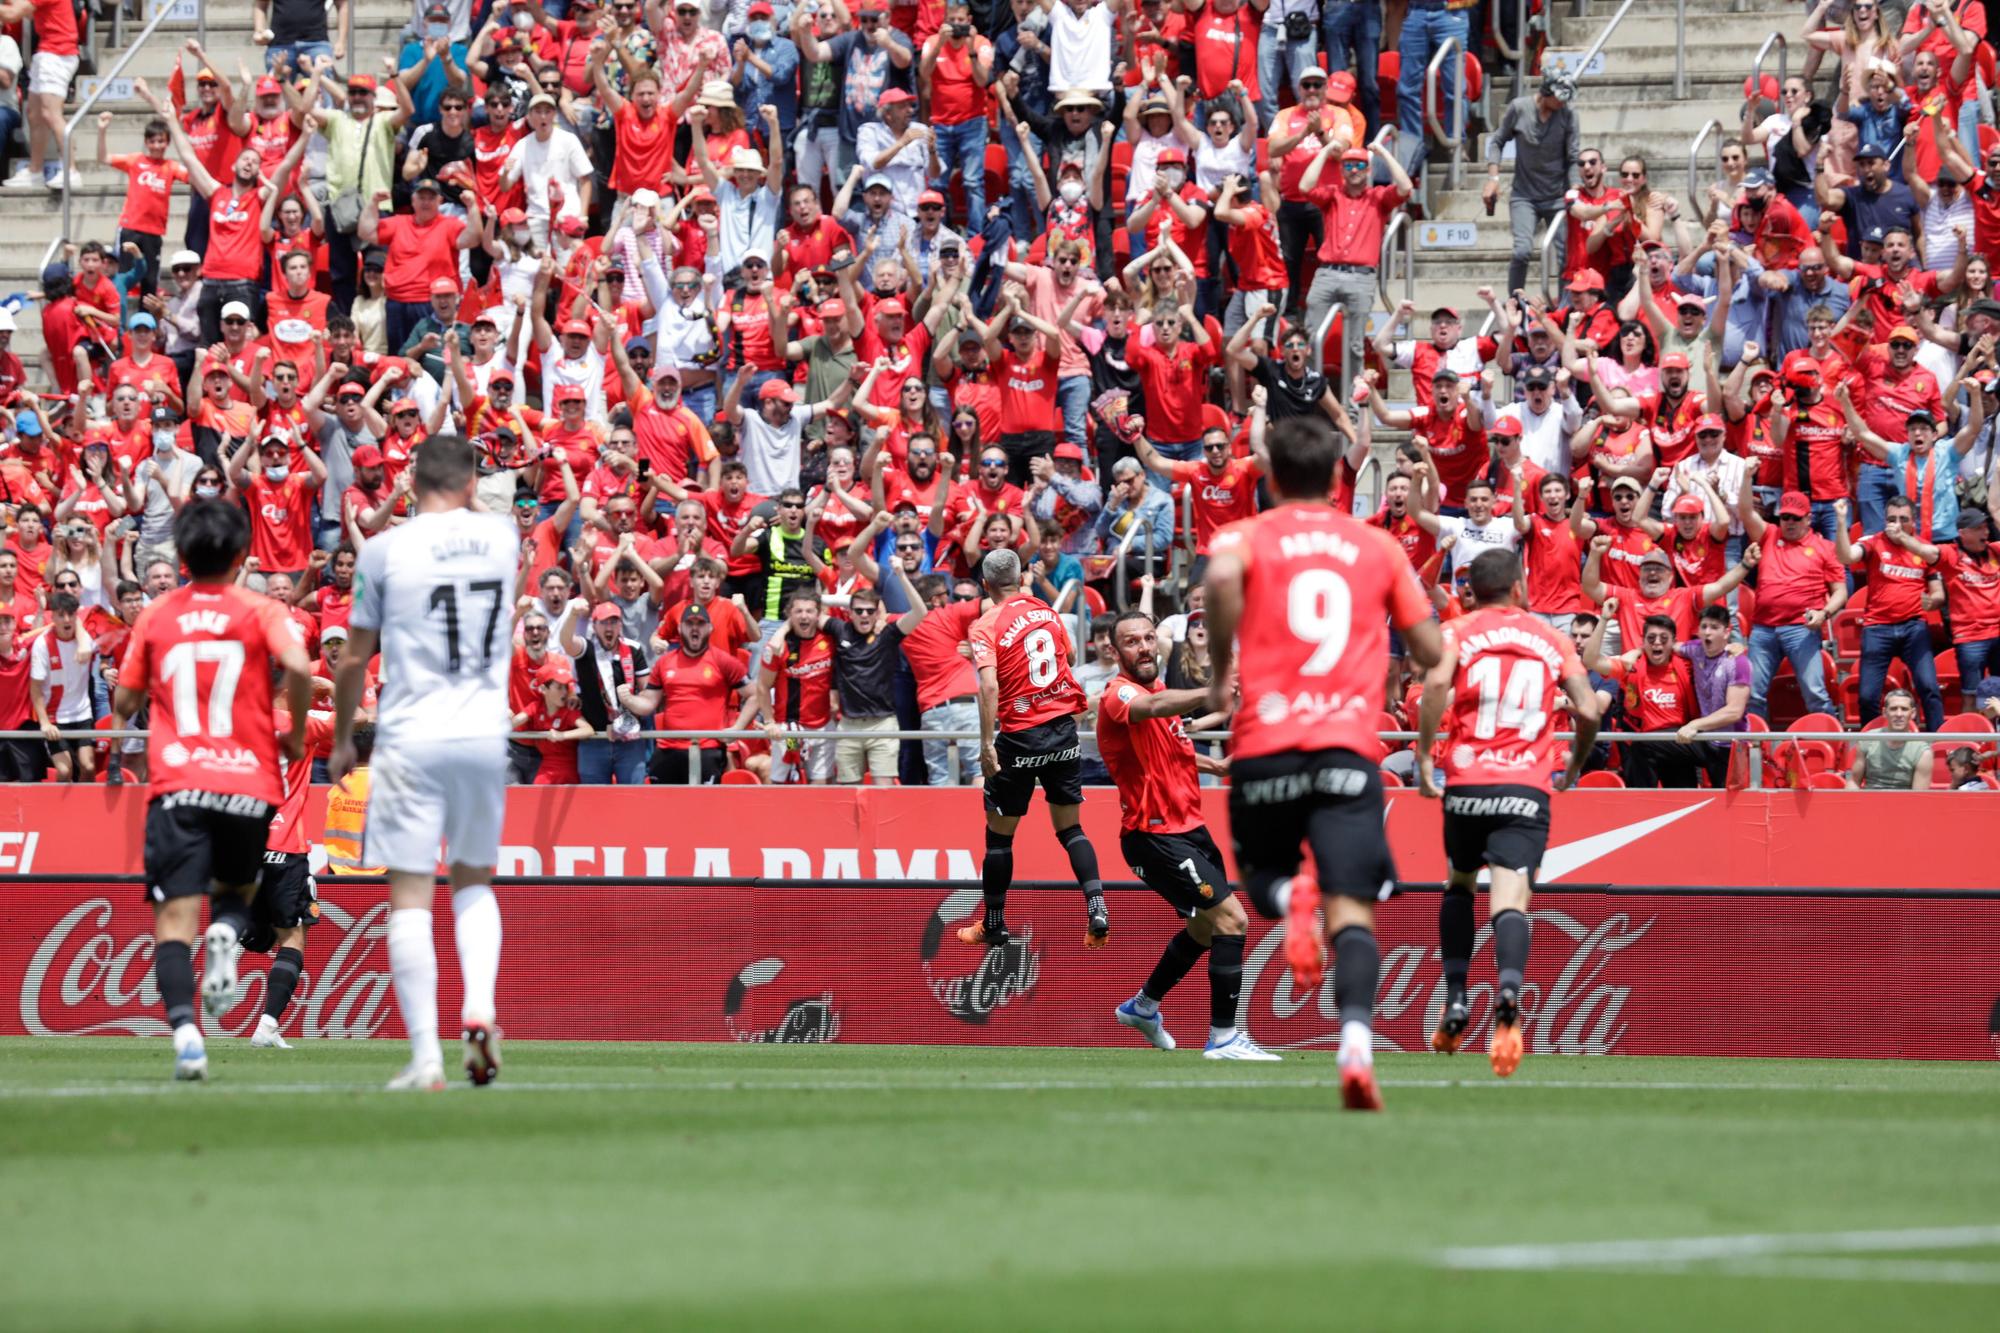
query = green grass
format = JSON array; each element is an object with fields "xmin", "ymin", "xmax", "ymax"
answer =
[{"xmin": 3, "ymin": 1039, "xmax": 1998, "ymax": 1331}]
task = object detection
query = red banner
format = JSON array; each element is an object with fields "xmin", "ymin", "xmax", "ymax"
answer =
[
  {"xmin": 7, "ymin": 881, "xmax": 1998, "ymax": 1059},
  {"xmin": 0, "ymin": 785, "xmax": 1990, "ymax": 888}
]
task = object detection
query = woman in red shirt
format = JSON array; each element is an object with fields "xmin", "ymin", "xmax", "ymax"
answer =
[
  {"xmin": 514, "ymin": 660, "xmax": 594, "ymax": 785},
  {"xmin": 262, "ymin": 190, "xmax": 326, "ymax": 295},
  {"xmin": 854, "ymin": 368, "xmax": 946, "ymax": 471}
]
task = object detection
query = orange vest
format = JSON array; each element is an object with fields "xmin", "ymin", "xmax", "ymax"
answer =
[{"xmin": 322, "ymin": 767, "xmax": 382, "ymax": 875}]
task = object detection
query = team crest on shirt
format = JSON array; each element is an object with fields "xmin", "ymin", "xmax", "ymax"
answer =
[
  {"xmin": 161, "ymin": 742, "xmax": 189, "ymax": 768},
  {"xmin": 1451, "ymin": 744, "xmax": 1475, "ymax": 771},
  {"xmin": 1116, "ymin": 685, "xmax": 1137, "ymax": 703},
  {"xmin": 702, "ymin": 665, "xmax": 716, "ymax": 681}
]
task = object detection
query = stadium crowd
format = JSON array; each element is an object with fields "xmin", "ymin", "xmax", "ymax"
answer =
[{"xmin": 1, "ymin": 0, "xmax": 1999, "ymax": 789}]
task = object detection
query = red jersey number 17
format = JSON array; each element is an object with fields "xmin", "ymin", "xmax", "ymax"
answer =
[{"xmin": 161, "ymin": 640, "xmax": 246, "ymax": 737}]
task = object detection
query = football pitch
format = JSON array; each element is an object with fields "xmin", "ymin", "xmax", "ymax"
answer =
[{"xmin": 3, "ymin": 1039, "xmax": 1997, "ymax": 1331}]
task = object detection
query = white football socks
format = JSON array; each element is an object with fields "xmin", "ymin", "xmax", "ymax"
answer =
[
  {"xmin": 387, "ymin": 908, "xmax": 442, "ymax": 1068},
  {"xmin": 452, "ymin": 885, "xmax": 502, "ymax": 1026},
  {"xmin": 1337, "ymin": 1019, "xmax": 1374, "ymax": 1070}
]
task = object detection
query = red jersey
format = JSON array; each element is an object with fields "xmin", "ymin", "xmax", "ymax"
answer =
[
  {"xmin": 1662, "ymin": 526, "xmax": 1725, "ymax": 590},
  {"xmin": 246, "ymin": 472, "xmax": 316, "ymax": 572},
  {"xmin": 1936, "ymin": 542, "xmax": 2000, "ymax": 643},
  {"xmin": 1213, "ymin": 504, "xmax": 1433, "ymax": 762},
  {"xmin": 1096, "ymin": 673, "xmax": 1204, "ymax": 835},
  {"xmin": 508, "ymin": 645, "xmax": 553, "ymax": 715},
  {"xmin": 759, "ymin": 629, "xmax": 836, "ymax": 729},
  {"xmin": 1752, "ymin": 531, "xmax": 1843, "ymax": 627},
  {"xmin": 538, "ymin": 420, "xmax": 605, "ymax": 503},
  {"xmin": 611, "ymin": 102, "xmax": 677, "ymax": 196},
  {"xmin": 1367, "ymin": 507, "xmax": 1436, "ymax": 570},
  {"xmin": 969, "ymin": 593, "xmax": 1083, "ymax": 731},
  {"xmin": 1612, "ymin": 586, "xmax": 1700, "ymax": 649},
  {"xmin": 1604, "ymin": 653, "xmax": 1695, "ymax": 731},
  {"xmin": 1225, "ymin": 201, "xmax": 1287, "ymax": 292},
  {"xmin": 268, "ymin": 711, "xmax": 335, "ymax": 855},
  {"xmin": 118, "ymin": 583, "xmax": 304, "ymax": 804},
  {"xmin": 697, "ymin": 486, "xmax": 765, "ymax": 578},
  {"xmin": 1128, "ymin": 336, "xmax": 1219, "ymax": 443},
  {"xmin": 646, "ymin": 644, "xmax": 747, "ymax": 747},
  {"xmin": 376, "ymin": 213, "xmax": 466, "ymax": 304},
  {"xmin": 660, "ymin": 596, "xmax": 755, "ymax": 659},
  {"xmin": 1170, "ymin": 456, "xmax": 1260, "ymax": 554},
  {"xmin": 903, "ymin": 598, "xmax": 981, "ymax": 710},
  {"xmin": 993, "ymin": 347, "xmax": 1062, "ymax": 436},
  {"xmin": 110, "ymin": 154, "xmax": 187, "ymax": 236},
  {"xmin": 1593, "ymin": 518, "xmax": 1659, "ymax": 594},
  {"xmin": 1439, "ymin": 607, "xmax": 1584, "ymax": 791},
  {"xmin": 1566, "ymin": 184, "xmax": 1620, "ymax": 278},
  {"xmin": 1641, "ymin": 390, "xmax": 1706, "ymax": 469},
  {"xmin": 205, "ymin": 186, "xmax": 267, "ymax": 283},
  {"xmin": 1408, "ymin": 401, "xmax": 1489, "ymax": 506},
  {"xmin": 520, "ymin": 697, "xmax": 585, "ymax": 782},
  {"xmin": 1857, "ymin": 532, "xmax": 1934, "ymax": 626},
  {"xmin": 1522, "ymin": 513, "xmax": 1589, "ymax": 614}
]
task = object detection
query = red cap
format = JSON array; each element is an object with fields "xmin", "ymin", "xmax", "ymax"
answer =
[
  {"xmin": 534, "ymin": 659, "xmax": 576, "ymax": 685},
  {"xmin": 1671, "ymin": 494, "xmax": 1708, "ymax": 516},
  {"xmin": 555, "ymin": 215, "xmax": 587, "ymax": 237},
  {"xmin": 1781, "ymin": 350, "xmax": 1822, "ymax": 383},
  {"xmin": 1777, "ymin": 490, "xmax": 1813, "ymax": 517},
  {"xmin": 758, "ymin": 379, "xmax": 797, "ymax": 403},
  {"xmin": 499, "ymin": 207, "xmax": 528, "ymax": 227},
  {"xmin": 917, "ymin": 189, "xmax": 947, "ymax": 208},
  {"xmin": 1489, "ymin": 416, "xmax": 1524, "ymax": 438},
  {"xmin": 350, "ymin": 444, "xmax": 385, "ymax": 468},
  {"xmin": 819, "ymin": 298, "xmax": 847, "ymax": 321},
  {"xmin": 1568, "ymin": 268, "xmax": 1606, "ymax": 292},
  {"xmin": 875, "ymin": 298, "xmax": 907, "ymax": 319},
  {"xmin": 879, "ymin": 88, "xmax": 916, "ymax": 107},
  {"xmin": 1888, "ymin": 324, "xmax": 1920, "ymax": 345},
  {"xmin": 748, "ymin": 1, "xmax": 774, "ymax": 13},
  {"xmin": 255, "ymin": 76, "xmax": 282, "ymax": 96},
  {"xmin": 588, "ymin": 601, "xmax": 624, "ymax": 623},
  {"xmin": 1659, "ymin": 351, "xmax": 1690, "ymax": 371},
  {"xmin": 1052, "ymin": 441, "xmax": 1087, "ymax": 462},
  {"xmin": 429, "ymin": 276, "xmax": 460, "ymax": 296},
  {"xmin": 1695, "ymin": 412, "xmax": 1726, "ymax": 433},
  {"xmin": 1340, "ymin": 147, "xmax": 1371, "ymax": 164},
  {"xmin": 1327, "ymin": 71, "xmax": 1357, "ymax": 100},
  {"xmin": 553, "ymin": 383, "xmax": 585, "ymax": 404},
  {"xmin": 347, "ymin": 74, "xmax": 377, "ymax": 92},
  {"xmin": 388, "ymin": 397, "xmax": 419, "ymax": 416},
  {"xmin": 1156, "ymin": 146, "xmax": 1187, "ymax": 166},
  {"xmin": 488, "ymin": 367, "xmax": 517, "ymax": 386},
  {"xmin": 560, "ymin": 319, "xmax": 593, "ymax": 338}
]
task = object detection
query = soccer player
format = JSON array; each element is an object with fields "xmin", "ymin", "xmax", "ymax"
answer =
[
  {"xmin": 1204, "ymin": 417, "xmax": 1444, "ymax": 1111},
  {"xmin": 244, "ymin": 703, "xmax": 337, "ymax": 1050},
  {"xmin": 962, "ymin": 548, "xmax": 1109, "ymax": 951},
  {"xmin": 331, "ymin": 435, "xmax": 518, "ymax": 1092},
  {"xmin": 1097, "ymin": 610, "xmax": 1277, "ymax": 1061},
  {"xmin": 111, "ymin": 500, "xmax": 314, "ymax": 1081},
  {"xmin": 1413, "ymin": 550, "xmax": 1601, "ymax": 1078}
]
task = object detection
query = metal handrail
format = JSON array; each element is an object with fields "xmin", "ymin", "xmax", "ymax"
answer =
[
  {"xmin": 1537, "ymin": 211, "xmax": 1564, "ymax": 304},
  {"xmin": 1687, "ymin": 117, "xmax": 1727, "ymax": 220},
  {"xmin": 1492, "ymin": 0, "xmax": 1530, "ymax": 105},
  {"xmin": 1560, "ymin": 0, "xmax": 1639, "ymax": 93},
  {"xmin": 1424, "ymin": 36, "xmax": 1466, "ymax": 194},
  {"xmin": 1751, "ymin": 32, "xmax": 1788, "ymax": 112},
  {"xmin": 40, "ymin": 1, "xmax": 187, "ymax": 275},
  {"xmin": 1377, "ymin": 208, "xmax": 1414, "ymax": 313}
]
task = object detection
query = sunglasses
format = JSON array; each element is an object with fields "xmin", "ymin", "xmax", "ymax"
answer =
[
  {"xmin": 895, "ymin": 542, "xmax": 923, "ymax": 552},
  {"xmin": 1202, "ymin": 442, "xmax": 1230, "ymax": 452},
  {"xmin": 222, "ymin": 316, "xmax": 248, "ymax": 325},
  {"xmin": 979, "ymin": 459, "xmax": 1006, "ymax": 469},
  {"xmin": 1619, "ymin": 170, "xmax": 1645, "ymax": 179},
  {"xmin": 394, "ymin": 410, "xmax": 420, "ymax": 420}
]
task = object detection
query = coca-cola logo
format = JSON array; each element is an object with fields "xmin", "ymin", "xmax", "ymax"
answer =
[
  {"xmin": 918, "ymin": 889, "xmax": 1040, "ymax": 1025},
  {"xmin": 721, "ymin": 957, "xmax": 841, "ymax": 1044},
  {"xmin": 20, "ymin": 899, "xmax": 398, "ymax": 1040},
  {"xmin": 1239, "ymin": 909, "xmax": 1654, "ymax": 1054}
]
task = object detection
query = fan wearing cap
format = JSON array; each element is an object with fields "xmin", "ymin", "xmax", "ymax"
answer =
[
  {"xmin": 154, "ymin": 51, "xmax": 242, "ymax": 249},
  {"xmin": 655, "ymin": 0, "xmax": 732, "ymax": 101},
  {"xmin": 1758, "ymin": 350, "xmax": 1850, "ymax": 528},
  {"xmin": 1817, "ymin": 138, "xmax": 1923, "ymax": 265},
  {"xmin": 1736, "ymin": 486, "xmax": 1847, "ymax": 719},
  {"xmin": 689, "ymin": 105, "xmax": 787, "ymax": 275},
  {"xmin": 225, "ymin": 432, "xmax": 327, "ymax": 581},
  {"xmin": 530, "ymin": 382, "xmax": 607, "ymax": 514},
  {"xmin": 1266, "ymin": 68, "xmax": 1354, "ymax": 304},
  {"xmin": 1836, "ymin": 371, "xmax": 1988, "ymax": 544},
  {"xmin": 1376, "ymin": 297, "xmax": 1508, "ymax": 415},
  {"xmin": 722, "ymin": 370, "xmax": 854, "ymax": 501},
  {"xmin": 1485, "ymin": 73, "xmax": 1581, "ymax": 296},
  {"xmin": 1129, "ymin": 144, "xmax": 1215, "ymax": 291},
  {"xmin": 101, "ymin": 312, "xmax": 175, "ymax": 406},
  {"xmin": 355, "ymin": 363, "xmax": 435, "ymax": 486},
  {"xmin": 511, "ymin": 657, "xmax": 592, "ymax": 786},
  {"xmin": 99, "ymin": 111, "xmax": 190, "ymax": 294},
  {"xmin": 1298, "ymin": 134, "xmax": 1414, "ymax": 391},
  {"xmin": 358, "ymin": 177, "xmax": 481, "ymax": 353},
  {"xmin": 606, "ymin": 337, "xmax": 720, "ymax": 488},
  {"xmin": 498, "ymin": 82, "xmax": 594, "ymax": 246},
  {"xmin": 1829, "ymin": 490, "xmax": 1947, "ymax": 729},
  {"xmin": 240, "ymin": 69, "xmax": 305, "ymax": 196},
  {"xmin": 1593, "ymin": 609, "xmax": 1701, "ymax": 788},
  {"xmin": 0, "ymin": 307, "xmax": 24, "ymax": 409},
  {"xmin": 628, "ymin": 597, "xmax": 751, "ymax": 785},
  {"xmin": 850, "ymin": 86, "xmax": 930, "ymax": 217},
  {"xmin": 340, "ymin": 442, "xmax": 405, "ymax": 545},
  {"xmin": 529, "ymin": 287, "xmax": 612, "ymax": 420},
  {"xmin": 1582, "ymin": 510, "xmax": 1755, "ymax": 655}
]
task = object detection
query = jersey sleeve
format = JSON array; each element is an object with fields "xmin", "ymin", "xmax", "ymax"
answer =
[
  {"xmin": 1554, "ymin": 630, "xmax": 1585, "ymax": 681},
  {"xmin": 1169, "ymin": 459, "xmax": 1205, "ymax": 486},
  {"xmin": 967, "ymin": 609, "xmax": 998, "ymax": 668},
  {"xmin": 1386, "ymin": 551, "xmax": 1436, "ymax": 632},
  {"xmin": 1097, "ymin": 680, "xmax": 1136, "ymax": 728},
  {"xmin": 720, "ymin": 652, "xmax": 747, "ymax": 688},
  {"xmin": 351, "ymin": 532, "xmax": 390, "ymax": 632}
]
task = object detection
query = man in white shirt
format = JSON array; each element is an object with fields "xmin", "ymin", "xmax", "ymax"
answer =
[
  {"xmin": 30, "ymin": 590, "xmax": 94, "ymax": 782},
  {"xmin": 1045, "ymin": 0, "xmax": 1114, "ymax": 94},
  {"xmin": 854, "ymin": 87, "xmax": 933, "ymax": 216},
  {"xmin": 1413, "ymin": 475, "xmax": 1521, "ymax": 578},
  {"xmin": 692, "ymin": 105, "xmax": 785, "ymax": 275},
  {"xmin": 1485, "ymin": 365, "xmax": 1581, "ymax": 476},
  {"xmin": 1662, "ymin": 413, "xmax": 1749, "ymax": 546},
  {"xmin": 499, "ymin": 92, "xmax": 593, "ymax": 247}
]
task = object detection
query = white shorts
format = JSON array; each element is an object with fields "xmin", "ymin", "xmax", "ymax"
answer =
[
  {"xmin": 768, "ymin": 725, "xmax": 835, "ymax": 785},
  {"xmin": 29, "ymin": 52, "xmax": 79, "ymax": 98},
  {"xmin": 365, "ymin": 735, "xmax": 509, "ymax": 874}
]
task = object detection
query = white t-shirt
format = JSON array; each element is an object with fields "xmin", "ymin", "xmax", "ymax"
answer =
[
  {"xmin": 352, "ymin": 507, "xmax": 520, "ymax": 746},
  {"xmin": 740, "ymin": 402, "xmax": 818, "ymax": 498},
  {"xmin": 502, "ymin": 128, "xmax": 592, "ymax": 229},
  {"xmin": 1049, "ymin": 3, "xmax": 1115, "ymax": 92},
  {"xmin": 30, "ymin": 627, "xmax": 94, "ymax": 723},
  {"xmin": 854, "ymin": 121, "xmax": 930, "ymax": 216},
  {"xmin": 540, "ymin": 343, "xmax": 606, "ymax": 421},
  {"xmin": 1433, "ymin": 514, "xmax": 1521, "ymax": 577}
]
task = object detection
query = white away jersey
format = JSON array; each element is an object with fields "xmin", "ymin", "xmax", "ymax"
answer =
[{"xmin": 352, "ymin": 508, "xmax": 519, "ymax": 746}]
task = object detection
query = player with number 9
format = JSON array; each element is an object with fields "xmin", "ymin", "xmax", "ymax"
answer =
[
  {"xmin": 112, "ymin": 499, "xmax": 316, "ymax": 1081},
  {"xmin": 963, "ymin": 548, "xmax": 1110, "ymax": 951},
  {"xmin": 1413, "ymin": 549, "xmax": 1600, "ymax": 1078}
]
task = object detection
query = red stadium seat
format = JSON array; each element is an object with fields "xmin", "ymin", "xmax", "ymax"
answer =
[
  {"xmin": 1575, "ymin": 770, "xmax": 1625, "ymax": 788},
  {"xmin": 1804, "ymin": 771, "xmax": 1848, "ymax": 790},
  {"xmin": 1081, "ymin": 584, "xmax": 1107, "ymax": 617},
  {"xmin": 983, "ymin": 141, "xmax": 1008, "ymax": 213},
  {"xmin": 1778, "ymin": 712, "xmax": 1843, "ymax": 784},
  {"xmin": 719, "ymin": 769, "xmax": 761, "ymax": 786},
  {"xmin": 1377, "ymin": 52, "xmax": 1400, "ymax": 124},
  {"xmin": 1724, "ymin": 712, "xmax": 1772, "ymax": 790},
  {"xmin": 1378, "ymin": 769, "xmax": 1403, "ymax": 787},
  {"xmin": 1831, "ymin": 611, "xmax": 1862, "ymax": 660}
]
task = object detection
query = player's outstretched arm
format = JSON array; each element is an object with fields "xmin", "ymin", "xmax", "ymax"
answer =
[
  {"xmin": 1413, "ymin": 631, "xmax": 1459, "ymax": 798},
  {"xmin": 1118, "ymin": 685, "xmax": 1212, "ymax": 720}
]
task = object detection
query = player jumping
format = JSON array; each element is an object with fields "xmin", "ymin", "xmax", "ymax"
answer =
[
  {"xmin": 1097, "ymin": 610, "xmax": 1278, "ymax": 1061},
  {"xmin": 112, "ymin": 500, "xmax": 314, "ymax": 1081},
  {"xmin": 1204, "ymin": 417, "xmax": 1443, "ymax": 1111},
  {"xmin": 1414, "ymin": 549, "xmax": 1600, "ymax": 1077},
  {"xmin": 961, "ymin": 548, "xmax": 1110, "ymax": 951},
  {"xmin": 332, "ymin": 435, "xmax": 519, "ymax": 1092},
  {"xmin": 244, "ymin": 705, "xmax": 336, "ymax": 1049}
]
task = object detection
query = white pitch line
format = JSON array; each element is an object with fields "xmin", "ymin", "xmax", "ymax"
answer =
[
  {"xmin": 1438, "ymin": 1224, "xmax": 2000, "ymax": 1273},
  {"xmin": 0, "ymin": 1074, "xmax": 1973, "ymax": 1099}
]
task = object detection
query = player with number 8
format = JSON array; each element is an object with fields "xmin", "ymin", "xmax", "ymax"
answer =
[{"xmin": 963, "ymin": 548, "xmax": 1109, "ymax": 952}]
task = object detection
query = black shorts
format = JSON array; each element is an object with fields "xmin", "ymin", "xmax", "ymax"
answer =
[
  {"xmin": 1122, "ymin": 826, "xmax": 1230, "ymax": 918},
  {"xmin": 142, "ymin": 790, "xmax": 278, "ymax": 906},
  {"xmin": 1441, "ymin": 784, "xmax": 1552, "ymax": 878},
  {"xmin": 240, "ymin": 851, "xmax": 320, "ymax": 952},
  {"xmin": 1227, "ymin": 747, "xmax": 1396, "ymax": 902},
  {"xmin": 983, "ymin": 715, "xmax": 1084, "ymax": 817}
]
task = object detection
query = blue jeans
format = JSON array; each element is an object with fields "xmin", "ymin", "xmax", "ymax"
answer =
[
  {"xmin": 1257, "ymin": 25, "xmax": 1321, "ymax": 133},
  {"xmin": 577, "ymin": 737, "xmax": 650, "ymax": 785},
  {"xmin": 1395, "ymin": 7, "xmax": 1469, "ymax": 173},
  {"xmin": 1322, "ymin": 2, "xmax": 1384, "ymax": 142},
  {"xmin": 931, "ymin": 118, "xmax": 988, "ymax": 234},
  {"xmin": 1853, "ymin": 464, "xmax": 1897, "ymax": 537},
  {"xmin": 921, "ymin": 698, "xmax": 979, "ymax": 785},
  {"xmin": 680, "ymin": 382, "xmax": 716, "ymax": 428},
  {"xmin": 1859, "ymin": 619, "xmax": 1944, "ymax": 729},
  {"xmin": 1000, "ymin": 118, "xmax": 1043, "ymax": 245},
  {"xmin": 386, "ymin": 300, "xmax": 432, "ymax": 356},
  {"xmin": 1955, "ymin": 635, "xmax": 2000, "ymax": 707},
  {"xmin": 1748, "ymin": 623, "xmax": 1835, "ymax": 719},
  {"xmin": 1057, "ymin": 374, "xmax": 1090, "ymax": 445},
  {"xmin": 265, "ymin": 41, "xmax": 336, "ymax": 75},
  {"xmin": 1808, "ymin": 499, "xmax": 1841, "ymax": 543}
]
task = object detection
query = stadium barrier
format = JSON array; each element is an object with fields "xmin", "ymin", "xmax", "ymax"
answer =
[{"xmin": 3, "ymin": 789, "xmax": 1997, "ymax": 1059}]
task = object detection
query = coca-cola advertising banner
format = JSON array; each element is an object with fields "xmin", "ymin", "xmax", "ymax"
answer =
[
  {"xmin": 12, "ymin": 883, "xmax": 2000, "ymax": 1058},
  {"xmin": 0, "ymin": 786, "xmax": 1992, "ymax": 888}
]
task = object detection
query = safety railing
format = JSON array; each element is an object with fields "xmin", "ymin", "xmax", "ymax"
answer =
[
  {"xmin": 1751, "ymin": 32, "xmax": 1788, "ymax": 111},
  {"xmin": 1687, "ymin": 117, "xmax": 1727, "ymax": 220},
  {"xmin": 1490, "ymin": 0, "xmax": 1532, "ymax": 104},
  {"xmin": 1424, "ymin": 36, "xmax": 1466, "ymax": 195},
  {"xmin": 1377, "ymin": 208, "xmax": 1415, "ymax": 314},
  {"xmin": 1555, "ymin": 0, "xmax": 1640, "ymax": 96},
  {"xmin": 40, "ymin": 0, "xmax": 188, "ymax": 276}
]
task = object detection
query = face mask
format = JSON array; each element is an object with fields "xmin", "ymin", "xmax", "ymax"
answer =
[
  {"xmin": 152, "ymin": 428, "xmax": 176, "ymax": 450},
  {"xmin": 1158, "ymin": 168, "xmax": 1184, "ymax": 190},
  {"xmin": 195, "ymin": 483, "xmax": 221, "ymax": 499},
  {"xmin": 265, "ymin": 465, "xmax": 289, "ymax": 483},
  {"xmin": 747, "ymin": 21, "xmax": 772, "ymax": 40},
  {"xmin": 426, "ymin": 21, "xmax": 449, "ymax": 39},
  {"xmin": 1058, "ymin": 180, "xmax": 1084, "ymax": 203}
]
